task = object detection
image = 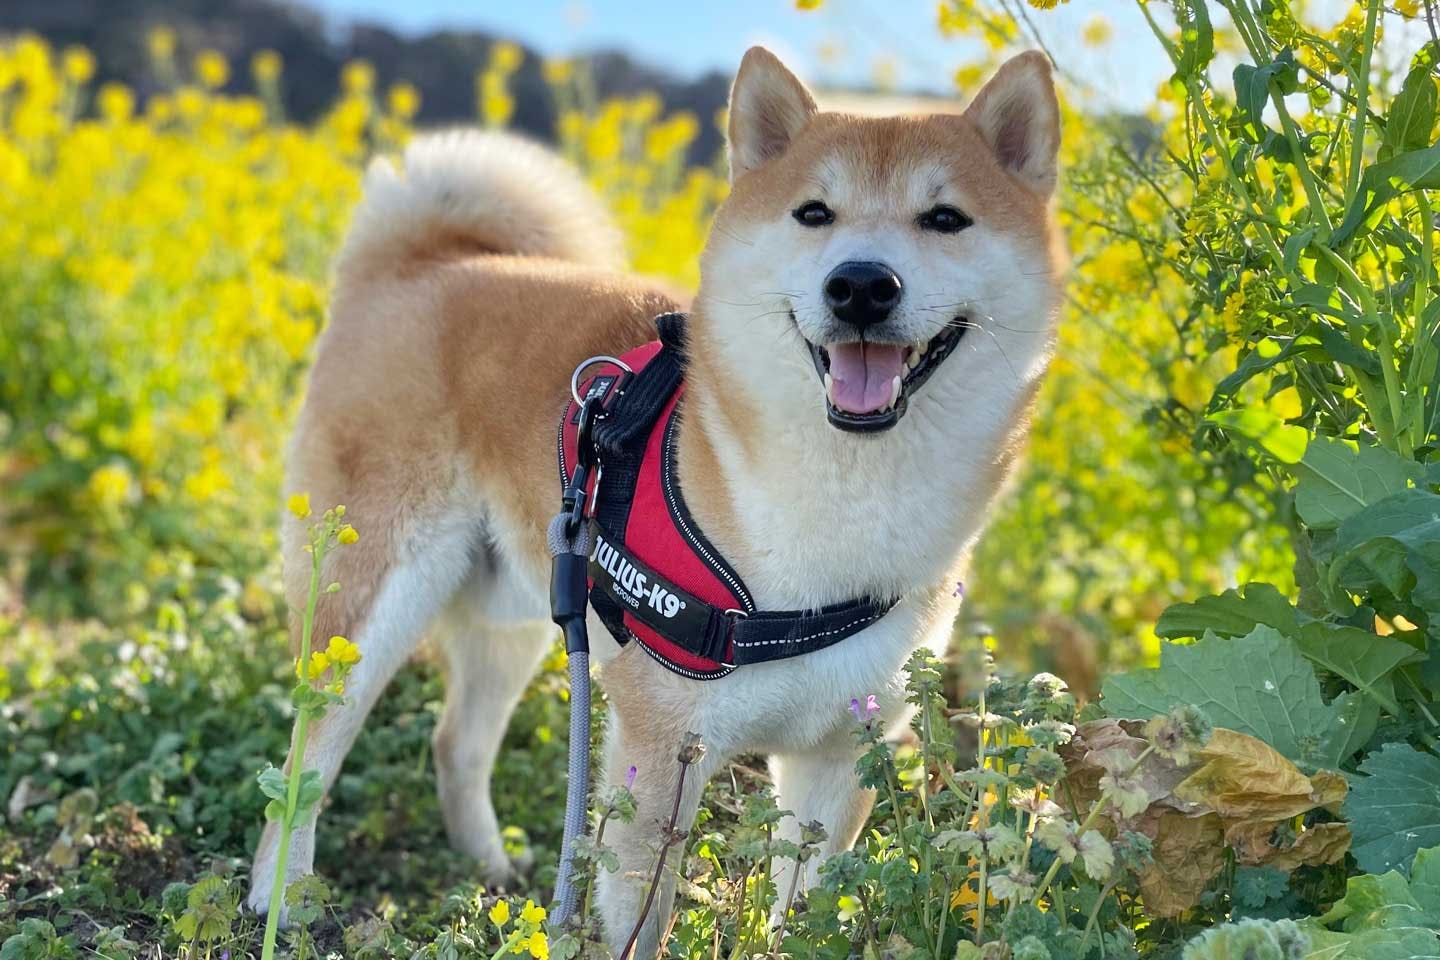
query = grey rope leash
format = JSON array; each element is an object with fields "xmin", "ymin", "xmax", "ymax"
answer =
[
  {"xmin": 547, "ymin": 511, "xmax": 593, "ymax": 928},
  {"xmin": 547, "ymin": 388, "xmax": 604, "ymax": 930}
]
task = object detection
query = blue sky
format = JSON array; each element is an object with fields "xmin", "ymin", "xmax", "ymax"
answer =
[{"xmin": 306, "ymin": 0, "xmax": 1175, "ymax": 111}]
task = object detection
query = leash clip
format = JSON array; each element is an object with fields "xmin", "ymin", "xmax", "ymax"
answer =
[{"xmin": 561, "ymin": 396, "xmax": 603, "ymax": 538}]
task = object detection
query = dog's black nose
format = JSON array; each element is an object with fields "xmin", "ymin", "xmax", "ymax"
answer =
[{"xmin": 823, "ymin": 261, "xmax": 903, "ymax": 329}]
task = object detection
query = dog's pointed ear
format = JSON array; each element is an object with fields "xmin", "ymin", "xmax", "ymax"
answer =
[
  {"xmin": 963, "ymin": 51, "xmax": 1061, "ymax": 197},
  {"xmin": 727, "ymin": 46, "xmax": 817, "ymax": 183}
]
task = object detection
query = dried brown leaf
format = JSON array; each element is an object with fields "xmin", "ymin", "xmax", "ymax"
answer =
[{"xmin": 1136, "ymin": 810, "xmax": 1227, "ymax": 917}]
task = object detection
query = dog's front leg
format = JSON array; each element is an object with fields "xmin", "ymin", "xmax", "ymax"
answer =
[
  {"xmin": 594, "ymin": 706, "xmax": 721, "ymax": 959},
  {"xmin": 768, "ymin": 739, "xmax": 876, "ymax": 918}
]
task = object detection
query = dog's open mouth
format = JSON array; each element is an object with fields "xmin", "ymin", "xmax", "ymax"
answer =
[{"xmin": 808, "ymin": 323, "xmax": 966, "ymax": 432}]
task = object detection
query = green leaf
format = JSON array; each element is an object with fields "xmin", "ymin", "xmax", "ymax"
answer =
[
  {"xmin": 1301, "ymin": 924, "xmax": 1440, "ymax": 959},
  {"xmin": 1329, "ymin": 489, "xmax": 1440, "ymax": 615},
  {"xmin": 1156, "ymin": 582, "xmax": 1305, "ymax": 640},
  {"xmin": 256, "ymin": 765, "xmax": 288, "ymax": 802},
  {"xmin": 1412, "ymin": 846, "xmax": 1440, "ymax": 916},
  {"xmin": 1293, "ymin": 623, "xmax": 1423, "ymax": 715},
  {"xmin": 1345, "ymin": 744, "xmax": 1440, "ymax": 876},
  {"xmin": 1209, "ymin": 408, "xmax": 1307, "ymax": 463},
  {"xmin": 1101, "ymin": 626, "xmax": 1354, "ymax": 770},
  {"xmin": 1232, "ymin": 51, "xmax": 1298, "ymax": 142},
  {"xmin": 1174, "ymin": 0, "xmax": 1214, "ymax": 80},
  {"xmin": 1332, "ymin": 143, "xmax": 1440, "ymax": 246},
  {"xmin": 1293, "ymin": 437, "xmax": 1422, "ymax": 531},
  {"xmin": 1316, "ymin": 870, "xmax": 1425, "ymax": 932},
  {"xmin": 1380, "ymin": 62, "xmax": 1437, "ymax": 162}
]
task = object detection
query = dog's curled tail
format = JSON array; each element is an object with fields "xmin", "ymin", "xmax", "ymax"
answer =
[{"xmin": 338, "ymin": 129, "xmax": 625, "ymax": 275}]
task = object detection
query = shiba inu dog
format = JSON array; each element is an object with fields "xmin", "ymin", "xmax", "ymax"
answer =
[{"xmin": 247, "ymin": 46, "xmax": 1063, "ymax": 957}]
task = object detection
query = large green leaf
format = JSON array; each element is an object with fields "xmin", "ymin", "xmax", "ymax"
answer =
[
  {"xmin": 1330, "ymin": 489, "xmax": 1440, "ymax": 617},
  {"xmin": 1156, "ymin": 582, "xmax": 1306, "ymax": 639},
  {"xmin": 1302, "ymin": 844, "xmax": 1440, "ymax": 957},
  {"xmin": 1101, "ymin": 626, "xmax": 1360, "ymax": 770},
  {"xmin": 1293, "ymin": 624, "xmax": 1423, "ymax": 716},
  {"xmin": 1345, "ymin": 744, "xmax": 1440, "ymax": 876},
  {"xmin": 1301, "ymin": 924, "xmax": 1440, "ymax": 959},
  {"xmin": 1293, "ymin": 437, "xmax": 1422, "ymax": 531},
  {"xmin": 1156, "ymin": 584, "xmax": 1419, "ymax": 713},
  {"xmin": 1332, "ymin": 143, "xmax": 1440, "ymax": 246},
  {"xmin": 1209, "ymin": 408, "xmax": 1307, "ymax": 463}
]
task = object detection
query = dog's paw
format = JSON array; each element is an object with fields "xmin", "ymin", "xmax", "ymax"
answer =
[{"xmin": 245, "ymin": 876, "xmax": 288, "ymax": 926}]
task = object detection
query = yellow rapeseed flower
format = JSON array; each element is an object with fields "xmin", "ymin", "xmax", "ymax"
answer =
[
  {"xmin": 519, "ymin": 900, "xmax": 545, "ymax": 925},
  {"xmin": 541, "ymin": 59, "xmax": 573, "ymax": 86},
  {"xmin": 97, "ymin": 83, "xmax": 135, "ymax": 122},
  {"xmin": 341, "ymin": 60, "xmax": 375, "ymax": 95},
  {"xmin": 489, "ymin": 899, "xmax": 510, "ymax": 927},
  {"xmin": 147, "ymin": 27, "xmax": 176, "ymax": 61},
  {"xmin": 337, "ymin": 523, "xmax": 359, "ymax": 544},
  {"xmin": 62, "ymin": 47, "xmax": 95, "ymax": 84},
  {"xmin": 195, "ymin": 50, "xmax": 229, "ymax": 89},
  {"xmin": 297, "ymin": 650, "xmax": 329, "ymax": 681},
  {"xmin": 386, "ymin": 82, "xmax": 420, "ymax": 119},
  {"xmin": 287, "ymin": 492, "xmax": 311, "ymax": 518},
  {"xmin": 89, "ymin": 463, "xmax": 133, "ymax": 507},
  {"xmin": 325, "ymin": 635, "xmax": 361, "ymax": 667},
  {"xmin": 525, "ymin": 931, "xmax": 549, "ymax": 959},
  {"xmin": 490, "ymin": 40, "xmax": 523, "ymax": 74},
  {"xmin": 1081, "ymin": 15, "xmax": 1113, "ymax": 46},
  {"xmin": 251, "ymin": 50, "xmax": 282, "ymax": 84}
]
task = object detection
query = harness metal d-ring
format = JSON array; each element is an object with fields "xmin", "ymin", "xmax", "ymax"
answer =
[{"xmin": 570, "ymin": 355, "xmax": 634, "ymax": 407}]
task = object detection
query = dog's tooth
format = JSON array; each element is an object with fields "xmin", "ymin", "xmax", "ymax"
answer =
[
  {"xmin": 905, "ymin": 346, "xmax": 921, "ymax": 370},
  {"xmin": 889, "ymin": 375, "xmax": 901, "ymax": 409},
  {"xmin": 824, "ymin": 372, "xmax": 834, "ymax": 403}
]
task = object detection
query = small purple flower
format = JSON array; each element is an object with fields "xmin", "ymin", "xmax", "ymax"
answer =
[
  {"xmin": 221, "ymin": 952, "xmax": 230, "ymax": 960},
  {"xmin": 953, "ymin": 580, "xmax": 966, "ymax": 599},
  {"xmin": 851, "ymin": 695, "xmax": 881, "ymax": 722},
  {"xmin": 625, "ymin": 765, "xmax": 637, "ymax": 790}
]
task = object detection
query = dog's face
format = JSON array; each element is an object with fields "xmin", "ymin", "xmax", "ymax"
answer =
[{"xmin": 697, "ymin": 48, "xmax": 1063, "ymax": 436}]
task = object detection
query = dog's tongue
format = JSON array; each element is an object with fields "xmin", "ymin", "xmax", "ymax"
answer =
[{"xmin": 827, "ymin": 342, "xmax": 904, "ymax": 414}]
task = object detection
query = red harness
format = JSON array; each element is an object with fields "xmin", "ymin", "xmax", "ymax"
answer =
[{"xmin": 557, "ymin": 314, "xmax": 894, "ymax": 679}]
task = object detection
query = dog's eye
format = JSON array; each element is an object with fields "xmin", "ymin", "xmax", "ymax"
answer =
[
  {"xmin": 792, "ymin": 200, "xmax": 835, "ymax": 227},
  {"xmin": 918, "ymin": 205, "xmax": 972, "ymax": 234}
]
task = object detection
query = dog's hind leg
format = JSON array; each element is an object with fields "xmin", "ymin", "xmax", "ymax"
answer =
[
  {"xmin": 246, "ymin": 509, "xmax": 478, "ymax": 919},
  {"xmin": 431, "ymin": 552, "xmax": 551, "ymax": 886}
]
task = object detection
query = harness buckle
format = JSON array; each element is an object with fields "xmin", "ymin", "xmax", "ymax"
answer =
[{"xmin": 717, "ymin": 608, "xmax": 749, "ymax": 666}]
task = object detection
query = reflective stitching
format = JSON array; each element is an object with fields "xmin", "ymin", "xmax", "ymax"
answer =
[
  {"xmin": 732, "ymin": 610, "xmax": 883, "ymax": 648},
  {"xmin": 556, "ymin": 400, "xmax": 570, "ymax": 489},
  {"xmin": 637, "ymin": 638, "xmax": 734, "ymax": 679},
  {"xmin": 660, "ymin": 410, "xmax": 756, "ymax": 612}
]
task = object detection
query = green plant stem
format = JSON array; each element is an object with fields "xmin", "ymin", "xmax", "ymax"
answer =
[
  {"xmin": 1408, "ymin": 192, "xmax": 1435, "ymax": 448},
  {"xmin": 578, "ymin": 809, "xmax": 615, "ymax": 930},
  {"xmin": 488, "ymin": 930, "xmax": 527, "ymax": 960},
  {"xmin": 1315, "ymin": 244, "xmax": 1407, "ymax": 452},
  {"xmin": 260, "ymin": 534, "xmax": 326, "ymax": 960},
  {"xmin": 1346, "ymin": 0, "xmax": 1382, "ymax": 200},
  {"xmin": 1078, "ymin": 881, "xmax": 1119, "ymax": 956},
  {"xmin": 768, "ymin": 853, "xmax": 803, "ymax": 957}
]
